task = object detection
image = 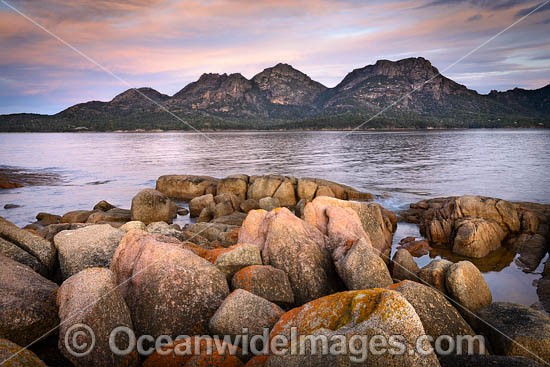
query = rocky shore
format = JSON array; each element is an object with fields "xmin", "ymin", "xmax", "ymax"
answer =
[{"xmin": 1, "ymin": 174, "xmax": 549, "ymax": 366}]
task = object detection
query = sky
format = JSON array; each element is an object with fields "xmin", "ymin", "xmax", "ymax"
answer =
[{"xmin": 0, "ymin": 0, "xmax": 549, "ymax": 114}]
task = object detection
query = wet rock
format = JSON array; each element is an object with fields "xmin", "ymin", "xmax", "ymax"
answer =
[
  {"xmin": 209, "ymin": 289, "xmax": 284, "ymax": 343},
  {"xmin": 446, "ymin": 261, "xmax": 491, "ymax": 322},
  {"xmin": 119, "ymin": 220, "xmax": 146, "ymax": 232},
  {"xmin": 93, "ymin": 200, "xmax": 116, "ymax": 212},
  {"xmin": 214, "ymin": 200, "xmax": 235, "ymax": 219},
  {"xmin": 347, "ymin": 189, "xmax": 375, "ymax": 201},
  {"xmin": 143, "ymin": 336, "xmax": 244, "ymax": 367},
  {"xmin": 418, "ymin": 259, "xmax": 453, "ymax": 293},
  {"xmin": 439, "ymin": 355, "xmax": 540, "ymax": 367},
  {"xmin": 389, "ymin": 280, "xmax": 481, "ymax": 354},
  {"xmin": 87, "ymin": 208, "xmax": 131, "ymax": 224},
  {"xmin": 391, "ymin": 248, "xmax": 420, "ymax": 281},
  {"xmin": 130, "ymin": 188, "xmax": 175, "ymax": 225},
  {"xmin": 189, "ymin": 194, "xmax": 215, "ymax": 217},
  {"xmin": 268, "ymin": 289, "xmax": 439, "ymax": 366},
  {"xmin": 477, "ymin": 302, "xmax": 550, "ymax": 363},
  {"xmin": 110, "ymin": 230, "xmax": 229, "ymax": 338},
  {"xmin": 0, "ymin": 339, "xmax": 47, "ymax": 366},
  {"xmin": 452, "ymin": 218, "xmax": 506, "ymax": 258},
  {"xmin": 36, "ymin": 212, "xmax": 61, "ymax": 225},
  {"xmin": 61, "ymin": 210, "xmax": 94, "ymax": 224},
  {"xmin": 3, "ymin": 204, "xmax": 20, "ymax": 209},
  {"xmin": 0, "ymin": 255, "xmax": 59, "ymax": 346},
  {"xmin": 335, "ymin": 237, "xmax": 393, "ymax": 290},
  {"xmin": 240, "ymin": 198, "xmax": 259, "ymax": 213},
  {"xmin": 272, "ymin": 180, "xmax": 297, "ymax": 207},
  {"xmin": 176, "ymin": 207, "xmax": 189, "ymax": 216},
  {"xmin": 259, "ymin": 197, "xmax": 280, "ymax": 211},
  {"xmin": 156, "ymin": 174, "xmax": 219, "ymax": 201},
  {"xmin": 303, "ymin": 196, "xmax": 394, "ymax": 260},
  {"xmin": 398, "ymin": 237, "xmax": 432, "ymax": 257},
  {"xmin": 211, "ymin": 243, "xmax": 262, "ymax": 279},
  {"xmin": 217, "ymin": 177, "xmax": 248, "ymax": 201},
  {"xmin": 247, "ymin": 176, "xmax": 282, "ymax": 201},
  {"xmin": 231, "ymin": 265, "xmax": 294, "ymax": 306},
  {"xmin": 0, "ymin": 216, "xmax": 56, "ymax": 274},
  {"xmin": 0, "ymin": 237, "xmax": 49, "ymax": 276},
  {"xmin": 508, "ymin": 233, "xmax": 548, "ymax": 272},
  {"xmin": 57, "ymin": 268, "xmax": 139, "ymax": 367},
  {"xmin": 212, "ymin": 212, "xmax": 248, "ymax": 226},
  {"xmin": 54, "ymin": 224, "xmax": 125, "ymax": 280}
]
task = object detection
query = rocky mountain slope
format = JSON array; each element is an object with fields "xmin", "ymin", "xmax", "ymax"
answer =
[{"xmin": 1, "ymin": 57, "xmax": 548, "ymax": 131}]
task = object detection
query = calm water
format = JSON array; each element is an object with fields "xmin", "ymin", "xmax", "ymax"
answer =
[{"xmin": 1, "ymin": 130, "xmax": 549, "ymax": 306}]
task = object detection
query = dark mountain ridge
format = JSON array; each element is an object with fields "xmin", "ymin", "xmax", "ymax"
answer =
[{"xmin": 1, "ymin": 57, "xmax": 548, "ymax": 131}]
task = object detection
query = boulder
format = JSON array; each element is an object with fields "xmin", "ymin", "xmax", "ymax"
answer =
[
  {"xmin": 272, "ymin": 180, "xmax": 297, "ymax": 207},
  {"xmin": 324, "ymin": 206, "xmax": 368, "ymax": 255},
  {"xmin": 217, "ymin": 177, "xmax": 248, "ymax": 201},
  {"xmin": 87, "ymin": 208, "xmax": 131, "ymax": 224},
  {"xmin": 57, "ymin": 268, "xmax": 139, "ymax": 366},
  {"xmin": 315, "ymin": 185, "xmax": 335, "ymax": 198},
  {"xmin": 296, "ymin": 178, "xmax": 317, "ymax": 201},
  {"xmin": 209, "ymin": 289, "xmax": 284, "ymax": 343},
  {"xmin": 93, "ymin": 200, "xmax": 116, "ymax": 212},
  {"xmin": 389, "ymin": 281, "xmax": 481, "ymax": 354},
  {"xmin": 156, "ymin": 174, "xmax": 219, "ymax": 201},
  {"xmin": 0, "ymin": 237, "xmax": 49, "ymax": 277},
  {"xmin": 237, "ymin": 210, "xmax": 269, "ymax": 250},
  {"xmin": 259, "ymin": 208, "xmax": 334, "ymax": 305},
  {"xmin": 294, "ymin": 198, "xmax": 306, "ymax": 218},
  {"xmin": 215, "ymin": 192, "xmax": 241, "ymax": 211},
  {"xmin": 189, "ymin": 194, "xmax": 215, "ymax": 217},
  {"xmin": 477, "ymin": 302, "xmax": 550, "ymax": 363},
  {"xmin": 110, "ymin": 230, "xmax": 229, "ymax": 338},
  {"xmin": 418, "ymin": 259, "xmax": 453, "ymax": 293},
  {"xmin": 211, "ymin": 243, "xmax": 262, "ymax": 279},
  {"xmin": 231, "ymin": 265, "xmax": 294, "ymax": 306},
  {"xmin": 214, "ymin": 200, "xmax": 235, "ymax": 219},
  {"xmin": 54, "ymin": 224, "xmax": 125, "ymax": 280},
  {"xmin": 391, "ymin": 248, "xmax": 420, "ymax": 281},
  {"xmin": 452, "ymin": 218, "xmax": 506, "ymax": 258},
  {"xmin": 0, "ymin": 216, "xmax": 56, "ymax": 274},
  {"xmin": 247, "ymin": 176, "xmax": 282, "ymax": 201},
  {"xmin": 36, "ymin": 223, "xmax": 90, "ymax": 243},
  {"xmin": 335, "ymin": 237, "xmax": 393, "ymax": 290},
  {"xmin": 0, "ymin": 255, "xmax": 59, "ymax": 346},
  {"xmin": 303, "ymin": 196, "xmax": 394, "ymax": 260},
  {"xmin": 198, "ymin": 206, "xmax": 214, "ymax": 222},
  {"xmin": 120, "ymin": 221, "xmax": 146, "ymax": 232},
  {"xmin": 36, "ymin": 212, "xmax": 61, "ymax": 225},
  {"xmin": 143, "ymin": 336, "xmax": 244, "ymax": 367},
  {"xmin": 130, "ymin": 188, "xmax": 175, "ymax": 225},
  {"xmin": 508, "ymin": 233, "xmax": 548, "ymax": 272},
  {"xmin": 397, "ymin": 238, "xmax": 432, "ymax": 257},
  {"xmin": 61, "ymin": 210, "xmax": 93, "ymax": 223},
  {"xmin": 3, "ymin": 204, "xmax": 20, "ymax": 209},
  {"xmin": 240, "ymin": 199, "xmax": 259, "ymax": 213},
  {"xmin": 176, "ymin": 206, "xmax": 189, "ymax": 216},
  {"xmin": 212, "ymin": 212, "xmax": 248, "ymax": 226},
  {"xmin": 445, "ymin": 261, "xmax": 491, "ymax": 322},
  {"xmin": 0, "ymin": 339, "xmax": 47, "ymax": 366},
  {"xmin": 258, "ymin": 197, "xmax": 280, "ymax": 211},
  {"xmin": 268, "ymin": 289, "xmax": 439, "ymax": 366},
  {"xmin": 185, "ymin": 222, "xmax": 239, "ymax": 247}
]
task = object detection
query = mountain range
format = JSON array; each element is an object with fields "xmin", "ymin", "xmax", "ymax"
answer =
[{"xmin": 1, "ymin": 57, "xmax": 549, "ymax": 131}]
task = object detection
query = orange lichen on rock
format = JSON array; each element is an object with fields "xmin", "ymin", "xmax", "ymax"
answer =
[
  {"xmin": 203, "ymin": 243, "xmax": 249, "ymax": 263},
  {"xmin": 143, "ymin": 337, "xmax": 243, "ymax": 367}
]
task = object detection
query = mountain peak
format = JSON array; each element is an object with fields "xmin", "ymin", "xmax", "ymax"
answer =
[{"xmin": 110, "ymin": 87, "xmax": 169, "ymax": 104}]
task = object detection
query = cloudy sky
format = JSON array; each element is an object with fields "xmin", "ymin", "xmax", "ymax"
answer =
[{"xmin": 0, "ymin": 0, "xmax": 549, "ymax": 114}]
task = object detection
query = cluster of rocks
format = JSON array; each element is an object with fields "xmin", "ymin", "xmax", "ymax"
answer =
[{"xmin": 1, "ymin": 177, "xmax": 549, "ymax": 366}]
